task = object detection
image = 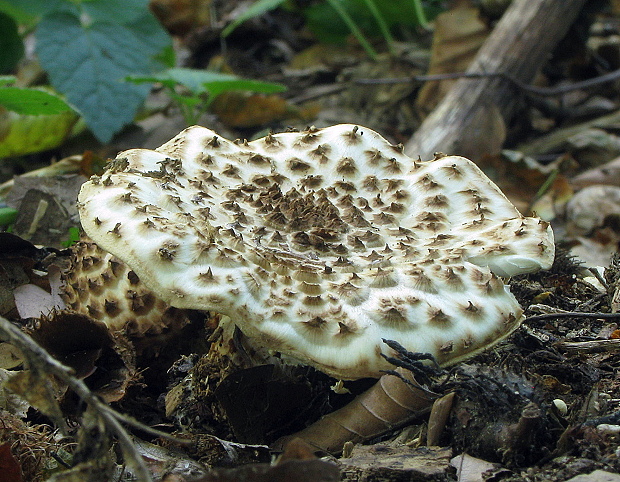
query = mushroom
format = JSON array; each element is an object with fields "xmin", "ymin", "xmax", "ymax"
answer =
[
  {"xmin": 76, "ymin": 124, "xmax": 554, "ymax": 380},
  {"xmin": 62, "ymin": 239, "xmax": 190, "ymax": 336}
]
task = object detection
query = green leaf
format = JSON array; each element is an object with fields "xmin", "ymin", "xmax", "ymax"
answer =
[
  {"xmin": 373, "ymin": 0, "xmax": 432, "ymax": 28},
  {"xmin": 221, "ymin": 0, "xmax": 287, "ymax": 37},
  {"xmin": 61, "ymin": 226, "xmax": 81, "ymax": 247},
  {"xmin": 0, "ymin": 207, "xmax": 17, "ymax": 227},
  {"xmin": 166, "ymin": 69, "xmax": 242, "ymax": 93},
  {"xmin": 303, "ymin": 1, "xmax": 355, "ymax": 44},
  {"xmin": 0, "ymin": 110, "xmax": 79, "ymax": 158},
  {"xmin": 155, "ymin": 45, "xmax": 176, "ymax": 69},
  {"xmin": 35, "ymin": 11, "xmax": 171, "ymax": 142},
  {"xmin": 202, "ymin": 79, "xmax": 287, "ymax": 99},
  {"xmin": 324, "ymin": 0, "xmax": 377, "ymax": 59},
  {"xmin": 0, "ymin": 87, "xmax": 72, "ymax": 115},
  {"xmin": 125, "ymin": 12, "xmax": 173, "ymax": 70},
  {"xmin": 1, "ymin": 0, "xmax": 66, "ymax": 18},
  {"xmin": 0, "ymin": 1, "xmax": 33, "ymax": 23},
  {"xmin": 129, "ymin": 68, "xmax": 286, "ymax": 96},
  {"xmin": 0, "ymin": 11, "xmax": 23, "ymax": 74},
  {"xmin": 169, "ymin": 91, "xmax": 202, "ymax": 108},
  {"xmin": 361, "ymin": 0, "xmax": 394, "ymax": 54},
  {"xmin": 80, "ymin": 0, "xmax": 151, "ymax": 24}
]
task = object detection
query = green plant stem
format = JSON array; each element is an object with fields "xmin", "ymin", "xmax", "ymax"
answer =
[
  {"xmin": 533, "ymin": 168, "xmax": 558, "ymax": 203},
  {"xmin": 182, "ymin": 102, "xmax": 197, "ymax": 126},
  {"xmin": 361, "ymin": 0, "xmax": 395, "ymax": 55},
  {"xmin": 411, "ymin": 0, "xmax": 429, "ymax": 29},
  {"xmin": 167, "ymin": 87, "xmax": 199, "ymax": 126},
  {"xmin": 325, "ymin": 0, "xmax": 378, "ymax": 60}
]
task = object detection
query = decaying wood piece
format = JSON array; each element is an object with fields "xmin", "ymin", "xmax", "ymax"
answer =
[
  {"xmin": 405, "ymin": 0, "xmax": 587, "ymax": 161},
  {"xmin": 339, "ymin": 444, "xmax": 453, "ymax": 481}
]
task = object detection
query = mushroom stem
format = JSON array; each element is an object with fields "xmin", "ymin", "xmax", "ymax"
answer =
[{"xmin": 274, "ymin": 367, "xmax": 438, "ymax": 454}]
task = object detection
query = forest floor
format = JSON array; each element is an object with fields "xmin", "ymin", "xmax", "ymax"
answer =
[{"xmin": 3, "ymin": 1, "xmax": 620, "ymax": 481}]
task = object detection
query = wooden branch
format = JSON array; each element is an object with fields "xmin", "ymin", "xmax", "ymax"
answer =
[
  {"xmin": 356, "ymin": 68, "xmax": 620, "ymax": 98},
  {"xmin": 526, "ymin": 312, "xmax": 620, "ymax": 322},
  {"xmin": 405, "ymin": 0, "xmax": 587, "ymax": 161}
]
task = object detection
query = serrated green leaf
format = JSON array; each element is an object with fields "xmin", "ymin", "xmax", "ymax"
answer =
[
  {"xmin": 0, "ymin": 109, "xmax": 79, "ymax": 158},
  {"xmin": 0, "ymin": 11, "xmax": 23, "ymax": 74},
  {"xmin": 35, "ymin": 11, "xmax": 170, "ymax": 142},
  {"xmin": 0, "ymin": 87, "xmax": 72, "ymax": 115},
  {"xmin": 221, "ymin": 0, "xmax": 287, "ymax": 38},
  {"xmin": 80, "ymin": 0, "xmax": 151, "ymax": 24}
]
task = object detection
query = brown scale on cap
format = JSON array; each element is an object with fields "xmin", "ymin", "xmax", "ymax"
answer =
[
  {"xmin": 77, "ymin": 124, "xmax": 554, "ymax": 379},
  {"xmin": 62, "ymin": 240, "xmax": 190, "ymax": 336}
]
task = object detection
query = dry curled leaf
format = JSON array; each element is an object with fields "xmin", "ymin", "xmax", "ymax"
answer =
[
  {"xmin": 415, "ymin": 4, "xmax": 489, "ymax": 116},
  {"xmin": 0, "ymin": 343, "xmax": 24, "ymax": 370},
  {"xmin": 4, "ymin": 370, "xmax": 66, "ymax": 431},
  {"xmin": 210, "ymin": 92, "xmax": 303, "ymax": 128}
]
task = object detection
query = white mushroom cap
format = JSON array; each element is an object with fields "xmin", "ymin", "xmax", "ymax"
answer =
[{"xmin": 78, "ymin": 124, "xmax": 554, "ymax": 379}]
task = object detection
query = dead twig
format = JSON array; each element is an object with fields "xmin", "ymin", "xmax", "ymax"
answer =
[
  {"xmin": 526, "ymin": 312, "xmax": 620, "ymax": 322},
  {"xmin": 354, "ymin": 67, "xmax": 620, "ymax": 98}
]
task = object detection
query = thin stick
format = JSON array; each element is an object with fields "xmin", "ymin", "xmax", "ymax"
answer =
[
  {"xmin": 404, "ymin": 0, "xmax": 587, "ymax": 160},
  {"xmin": 556, "ymin": 339, "xmax": 620, "ymax": 355},
  {"xmin": 526, "ymin": 312, "xmax": 620, "ymax": 322},
  {"xmin": 354, "ymin": 67, "xmax": 620, "ymax": 97}
]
